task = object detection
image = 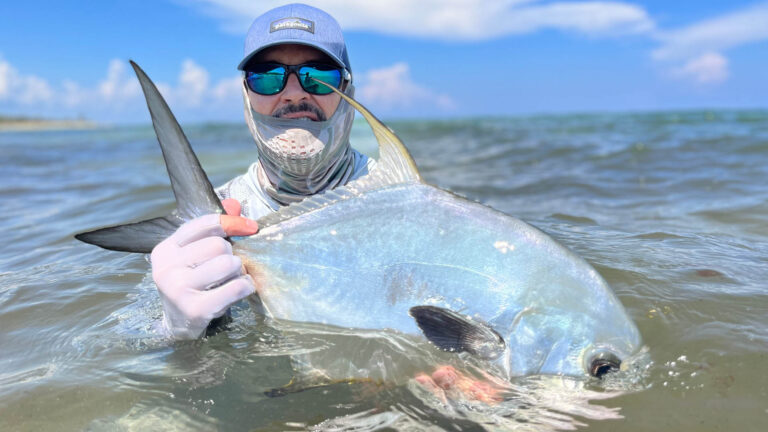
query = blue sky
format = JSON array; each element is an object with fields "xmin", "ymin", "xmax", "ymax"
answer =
[{"xmin": 1, "ymin": 0, "xmax": 767, "ymax": 123}]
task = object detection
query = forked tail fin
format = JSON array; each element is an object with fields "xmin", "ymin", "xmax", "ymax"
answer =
[{"xmin": 75, "ymin": 61, "xmax": 223, "ymax": 253}]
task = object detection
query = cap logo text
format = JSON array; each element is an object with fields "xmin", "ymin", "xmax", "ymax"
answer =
[{"xmin": 270, "ymin": 17, "xmax": 315, "ymax": 34}]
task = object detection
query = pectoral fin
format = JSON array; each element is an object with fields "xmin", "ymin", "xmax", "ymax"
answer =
[{"xmin": 409, "ymin": 306, "xmax": 505, "ymax": 360}]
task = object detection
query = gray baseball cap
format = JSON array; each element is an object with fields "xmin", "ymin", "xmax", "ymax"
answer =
[{"xmin": 238, "ymin": 3, "xmax": 351, "ymax": 75}]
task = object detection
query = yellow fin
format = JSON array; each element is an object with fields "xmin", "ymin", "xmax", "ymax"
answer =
[{"xmin": 316, "ymin": 78, "xmax": 421, "ymax": 184}]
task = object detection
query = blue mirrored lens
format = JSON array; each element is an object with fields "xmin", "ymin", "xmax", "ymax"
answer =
[
  {"xmin": 299, "ymin": 66, "xmax": 342, "ymax": 95},
  {"xmin": 246, "ymin": 66, "xmax": 286, "ymax": 95},
  {"xmin": 245, "ymin": 64, "xmax": 344, "ymax": 95}
]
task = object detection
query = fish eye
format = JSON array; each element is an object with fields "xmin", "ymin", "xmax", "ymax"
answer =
[{"xmin": 588, "ymin": 352, "xmax": 622, "ymax": 378}]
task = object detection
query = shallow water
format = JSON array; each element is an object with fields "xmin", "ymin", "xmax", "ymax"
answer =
[{"xmin": 1, "ymin": 111, "xmax": 767, "ymax": 431}]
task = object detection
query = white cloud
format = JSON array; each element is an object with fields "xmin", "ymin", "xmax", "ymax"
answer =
[
  {"xmin": 357, "ymin": 62, "xmax": 456, "ymax": 112},
  {"xmin": 0, "ymin": 57, "xmax": 242, "ymax": 121},
  {"xmin": 184, "ymin": 0, "xmax": 655, "ymax": 39},
  {"xmin": 62, "ymin": 80, "xmax": 85, "ymax": 108},
  {"xmin": 211, "ymin": 75, "xmax": 243, "ymax": 103},
  {"xmin": 0, "ymin": 62, "xmax": 7, "ymax": 97},
  {"xmin": 652, "ymin": 3, "xmax": 768, "ymax": 61},
  {"xmin": 162, "ymin": 59, "xmax": 242, "ymax": 109},
  {"xmin": 0, "ymin": 58, "xmax": 54, "ymax": 105},
  {"xmin": 651, "ymin": 2, "xmax": 768, "ymax": 85},
  {"xmin": 671, "ymin": 52, "xmax": 729, "ymax": 84},
  {"xmin": 1, "ymin": 57, "xmax": 451, "ymax": 121},
  {"xmin": 183, "ymin": 1, "xmax": 768, "ymax": 88},
  {"xmin": 99, "ymin": 60, "xmax": 142, "ymax": 103},
  {"xmin": 176, "ymin": 59, "xmax": 210, "ymax": 106},
  {"xmin": 503, "ymin": 2, "xmax": 655, "ymax": 36}
]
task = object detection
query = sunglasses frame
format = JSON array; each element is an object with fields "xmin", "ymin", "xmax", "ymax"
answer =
[{"xmin": 244, "ymin": 62, "xmax": 352, "ymax": 96}]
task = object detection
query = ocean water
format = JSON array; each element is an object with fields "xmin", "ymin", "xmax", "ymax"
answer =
[{"xmin": 1, "ymin": 111, "xmax": 767, "ymax": 431}]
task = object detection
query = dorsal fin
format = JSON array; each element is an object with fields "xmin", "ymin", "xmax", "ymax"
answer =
[
  {"xmin": 409, "ymin": 305, "xmax": 506, "ymax": 360},
  {"xmin": 75, "ymin": 61, "xmax": 222, "ymax": 253},
  {"xmin": 255, "ymin": 79, "xmax": 422, "ymax": 230}
]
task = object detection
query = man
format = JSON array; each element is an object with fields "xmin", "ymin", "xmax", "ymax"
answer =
[
  {"xmin": 150, "ymin": 3, "xmax": 373, "ymax": 340},
  {"xmin": 150, "ymin": 3, "xmax": 501, "ymax": 402}
]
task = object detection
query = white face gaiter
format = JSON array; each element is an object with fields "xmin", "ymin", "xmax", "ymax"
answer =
[{"xmin": 242, "ymin": 83, "xmax": 357, "ymax": 205}]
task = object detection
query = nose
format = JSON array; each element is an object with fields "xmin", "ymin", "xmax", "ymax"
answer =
[{"xmin": 280, "ymin": 73, "xmax": 309, "ymax": 103}]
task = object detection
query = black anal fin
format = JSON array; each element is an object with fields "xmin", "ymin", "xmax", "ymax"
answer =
[{"xmin": 409, "ymin": 306, "xmax": 506, "ymax": 360}]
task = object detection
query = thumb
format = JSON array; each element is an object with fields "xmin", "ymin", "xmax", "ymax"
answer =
[
  {"xmin": 221, "ymin": 214, "xmax": 258, "ymax": 237},
  {"xmin": 222, "ymin": 198, "xmax": 242, "ymax": 216},
  {"xmin": 219, "ymin": 198, "xmax": 258, "ymax": 236}
]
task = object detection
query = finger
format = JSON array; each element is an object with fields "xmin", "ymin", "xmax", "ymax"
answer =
[
  {"xmin": 221, "ymin": 214, "xmax": 258, "ymax": 237},
  {"xmin": 478, "ymin": 369, "xmax": 511, "ymax": 389},
  {"xmin": 203, "ymin": 275, "xmax": 256, "ymax": 317},
  {"xmin": 179, "ymin": 236, "xmax": 233, "ymax": 268},
  {"xmin": 415, "ymin": 373, "xmax": 439, "ymax": 390},
  {"xmin": 222, "ymin": 198, "xmax": 242, "ymax": 216},
  {"xmin": 431, "ymin": 365, "xmax": 459, "ymax": 390},
  {"xmin": 414, "ymin": 373, "xmax": 447, "ymax": 404},
  {"xmin": 434, "ymin": 366, "xmax": 503, "ymax": 404},
  {"xmin": 466, "ymin": 381, "xmax": 502, "ymax": 404},
  {"xmin": 173, "ymin": 214, "xmax": 226, "ymax": 247},
  {"xmin": 183, "ymin": 254, "xmax": 244, "ymax": 291}
]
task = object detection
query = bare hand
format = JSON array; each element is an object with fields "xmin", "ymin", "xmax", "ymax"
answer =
[{"xmin": 415, "ymin": 365, "xmax": 504, "ymax": 404}]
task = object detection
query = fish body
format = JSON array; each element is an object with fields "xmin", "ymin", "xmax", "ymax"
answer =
[
  {"xmin": 76, "ymin": 62, "xmax": 642, "ymax": 379},
  {"xmin": 239, "ymin": 182, "xmax": 640, "ymax": 377}
]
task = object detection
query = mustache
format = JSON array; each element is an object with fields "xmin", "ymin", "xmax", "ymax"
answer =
[{"xmin": 272, "ymin": 102, "xmax": 327, "ymax": 121}]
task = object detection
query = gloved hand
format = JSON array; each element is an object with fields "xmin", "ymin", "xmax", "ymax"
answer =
[{"xmin": 151, "ymin": 199, "xmax": 259, "ymax": 339}]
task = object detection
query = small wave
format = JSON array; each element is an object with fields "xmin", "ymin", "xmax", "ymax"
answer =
[
  {"xmin": 550, "ymin": 213, "xmax": 598, "ymax": 225},
  {"xmin": 630, "ymin": 232, "xmax": 689, "ymax": 240}
]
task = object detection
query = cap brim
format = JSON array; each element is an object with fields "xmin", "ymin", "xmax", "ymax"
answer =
[{"xmin": 237, "ymin": 40, "xmax": 347, "ymax": 71}]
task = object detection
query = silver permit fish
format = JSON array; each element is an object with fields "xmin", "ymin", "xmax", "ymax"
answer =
[{"xmin": 77, "ymin": 62, "xmax": 642, "ymax": 379}]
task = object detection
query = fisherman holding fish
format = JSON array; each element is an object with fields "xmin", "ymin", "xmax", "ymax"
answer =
[
  {"xmin": 151, "ymin": 4, "xmax": 372, "ymax": 340},
  {"xmin": 77, "ymin": 2, "xmax": 642, "ymax": 404},
  {"xmin": 147, "ymin": 3, "xmax": 503, "ymax": 401}
]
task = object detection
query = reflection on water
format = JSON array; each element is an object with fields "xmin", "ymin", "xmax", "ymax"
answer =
[{"xmin": 1, "ymin": 111, "xmax": 768, "ymax": 430}]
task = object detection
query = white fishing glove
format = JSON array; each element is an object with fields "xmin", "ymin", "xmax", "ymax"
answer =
[{"xmin": 151, "ymin": 213, "xmax": 256, "ymax": 339}]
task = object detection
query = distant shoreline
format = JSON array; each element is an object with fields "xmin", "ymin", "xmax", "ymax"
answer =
[{"xmin": 0, "ymin": 117, "xmax": 97, "ymax": 132}]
